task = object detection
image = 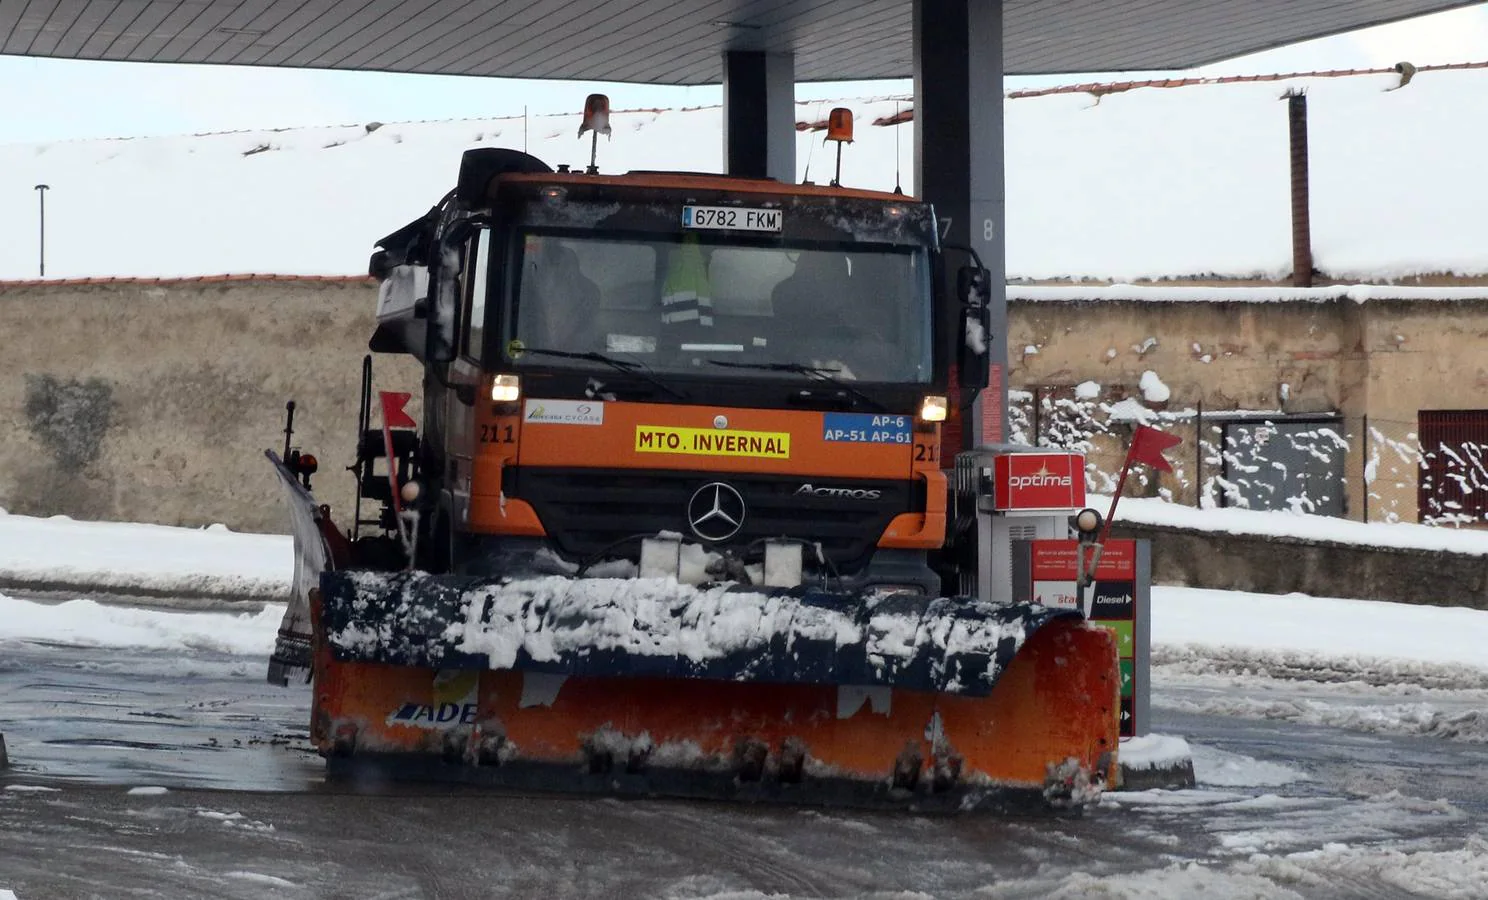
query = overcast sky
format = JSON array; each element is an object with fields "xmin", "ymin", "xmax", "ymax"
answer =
[{"xmin": 2, "ymin": 3, "xmax": 1486, "ymax": 144}]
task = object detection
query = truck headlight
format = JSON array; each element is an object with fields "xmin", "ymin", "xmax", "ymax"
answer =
[
  {"xmin": 919, "ymin": 395, "xmax": 948, "ymax": 422},
  {"xmin": 491, "ymin": 374, "xmax": 521, "ymax": 402}
]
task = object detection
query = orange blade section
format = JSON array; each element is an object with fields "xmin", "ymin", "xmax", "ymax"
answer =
[{"xmin": 311, "ymin": 618, "xmax": 1118, "ymax": 807}]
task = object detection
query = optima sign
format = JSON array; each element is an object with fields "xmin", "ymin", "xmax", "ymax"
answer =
[{"xmin": 993, "ymin": 452, "xmax": 1086, "ymax": 511}]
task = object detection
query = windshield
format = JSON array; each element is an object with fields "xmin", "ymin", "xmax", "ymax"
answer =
[{"xmin": 508, "ymin": 231, "xmax": 932, "ymax": 383}]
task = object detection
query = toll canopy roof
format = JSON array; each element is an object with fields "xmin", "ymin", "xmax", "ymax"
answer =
[{"xmin": 0, "ymin": 0, "xmax": 1476, "ymax": 83}]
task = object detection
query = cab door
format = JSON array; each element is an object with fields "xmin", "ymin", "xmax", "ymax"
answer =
[{"xmin": 444, "ymin": 226, "xmax": 492, "ymax": 534}]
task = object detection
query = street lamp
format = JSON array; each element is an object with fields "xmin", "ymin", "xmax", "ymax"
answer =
[{"xmin": 34, "ymin": 184, "xmax": 50, "ymax": 278}]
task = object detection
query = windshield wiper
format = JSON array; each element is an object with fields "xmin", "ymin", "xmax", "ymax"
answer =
[
  {"xmin": 706, "ymin": 360, "xmax": 887, "ymax": 412},
  {"xmin": 518, "ymin": 347, "xmax": 689, "ymax": 402}
]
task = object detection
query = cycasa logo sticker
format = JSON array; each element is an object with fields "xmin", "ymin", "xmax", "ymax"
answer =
[{"xmin": 523, "ymin": 399, "xmax": 603, "ymax": 426}]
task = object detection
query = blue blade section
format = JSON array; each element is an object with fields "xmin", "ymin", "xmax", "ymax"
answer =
[{"xmin": 318, "ymin": 571, "xmax": 1079, "ymax": 697}]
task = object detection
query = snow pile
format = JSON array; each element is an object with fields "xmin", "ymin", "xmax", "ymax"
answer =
[
  {"xmin": 992, "ymin": 865, "xmax": 1306, "ymax": 900},
  {"xmin": 1110, "ymin": 495, "xmax": 1488, "ymax": 555},
  {"xmin": 1102, "ymin": 397, "xmax": 1157, "ymax": 425},
  {"xmin": 1154, "ymin": 643, "xmax": 1488, "ymax": 691},
  {"xmin": 1069, "ymin": 794, "xmax": 1486, "ymax": 898},
  {"xmin": 196, "ymin": 808, "xmax": 275, "ymax": 833},
  {"xmin": 1160, "ymin": 691, "xmax": 1488, "ymax": 743},
  {"xmin": 0, "ymin": 592, "xmax": 282, "ymax": 656},
  {"xmin": 0, "ymin": 512, "xmax": 292, "ymax": 601},
  {"xmin": 1153, "ymin": 586, "xmax": 1488, "ymax": 672},
  {"xmin": 1119, "ymin": 733, "xmax": 1191, "ymax": 770},
  {"xmin": 224, "ymin": 872, "xmax": 298, "ymax": 889},
  {"xmin": 1139, "ymin": 370, "xmax": 1171, "ymax": 403},
  {"xmin": 1236, "ymin": 834, "xmax": 1488, "ymax": 899},
  {"xmin": 1188, "ymin": 744, "xmax": 1309, "ymax": 788},
  {"xmin": 1153, "ymin": 586, "xmax": 1488, "ymax": 742}
]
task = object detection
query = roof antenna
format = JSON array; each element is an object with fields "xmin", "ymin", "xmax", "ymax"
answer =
[
  {"xmin": 578, "ymin": 93, "xmax": 611, "ymax": 174},
  {"xmin": 892, "ymin": 101, "xmax": 904, "ymax": 195},
  {"xmin": 825, "ymin": 107, "xmax": 853, "ymax": 187},
  {"xmin": 802, "ymin": 101, "xmax": 825, "ymax": 185}
]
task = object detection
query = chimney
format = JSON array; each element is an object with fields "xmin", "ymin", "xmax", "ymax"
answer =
[{"xmin": 1287, "ymin": 91, "xmax": 1313, "ymax": 287}]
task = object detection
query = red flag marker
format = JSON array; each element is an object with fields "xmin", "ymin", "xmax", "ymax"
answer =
[
  {"xmin": 1099, "ymin": 424, "xmax": 1183, "ymax": 546},
  {"xmin": 1129, "ymin": 424, "xmax": 1183, "ymax": 473},
  {"xmin": 378, "ymin": 392, "xmax": 417, "ymax": 553},
  {"xmin": 379, "ymin": 391, "xmax": 416, "ymax": 430}
]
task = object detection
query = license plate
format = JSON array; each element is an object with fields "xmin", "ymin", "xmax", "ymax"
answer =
[{"xmin": 682, "ymin": 205, "xmax": 782, "ymax": 232}]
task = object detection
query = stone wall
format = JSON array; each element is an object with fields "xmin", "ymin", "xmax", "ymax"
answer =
[
  {"xmin": 7, "ymin": 279, "xmax": 1488, "ymax": 536},
  {"xmin": 1111, "ymin": 521, "xmax": 1488, "ymax": 610},
  {"xmin": 0, "ymin": 277, "xmax": 414, "ymax": 533},
  {"xmin": 1008, "ymin": 294, "xmax": 1488, "ymax": 524}
]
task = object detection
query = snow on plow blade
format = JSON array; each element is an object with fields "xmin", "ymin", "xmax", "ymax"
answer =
[
  {"xmin": 311, "ymin": 572, "xmax": 1120, "ymax": 808},
  {"xmin": 326, "ymin": 571, "xmax": 1067, "ymax": 695}
]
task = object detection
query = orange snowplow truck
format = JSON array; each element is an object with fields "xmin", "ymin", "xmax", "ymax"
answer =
[{"xmin": 267, "ymin": 132, "xmax": 1119, "ymax": 811}]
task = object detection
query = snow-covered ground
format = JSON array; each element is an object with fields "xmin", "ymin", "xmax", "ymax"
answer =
[
  {"xmin": 2, "ymin": 506, "xmax": 1486, "ymax": 749},
  {"xmin": 11, "ymin": 497, "xmax": 1488, "ymax": 593},
  {"xmin": 0, "ymin": 513, "xmax": 290, "ymax": 602},
  {"xmin": 3, "ymin": 510, "xmax": 1488, "ymax": 898}
]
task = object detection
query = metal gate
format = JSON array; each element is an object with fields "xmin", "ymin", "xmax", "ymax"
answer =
[
  {"xmin": 1417, "ymin": 410, "xmax": 1488, "ymax": 525},
  {"xmin": 1220, "ymin": 417, "xmax": 1347, "ymax": 516}
]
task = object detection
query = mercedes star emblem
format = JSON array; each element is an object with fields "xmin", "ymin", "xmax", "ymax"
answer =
[{"xmin": 687, "ymin": 482, "xmax": 746, "ymax": 542}]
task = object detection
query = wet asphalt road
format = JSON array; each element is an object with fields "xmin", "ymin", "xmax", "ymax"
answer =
[{"xmin": 2, "ymin": 642, "xmax": 1486, "ymax": 898}]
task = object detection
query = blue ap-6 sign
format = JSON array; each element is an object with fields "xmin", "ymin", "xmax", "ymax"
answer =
[{"xmin": 822, "ymin": 413, "xmax": 912, "ymax": 444}]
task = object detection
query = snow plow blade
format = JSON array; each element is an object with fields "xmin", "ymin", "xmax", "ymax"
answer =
[
  {"xmin": 308, "ymin": 572, "xmax": 1119, "ymax": 809},
  {"xmin": 265, "ymin": 450, "xmax": 334, "ymax": 686}
]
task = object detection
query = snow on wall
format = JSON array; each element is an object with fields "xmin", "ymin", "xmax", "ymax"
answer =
[
  {"xmin": 1113, "ymin": 496, "xmax": 1488, "ymax": 557},
  {"xmin": 1009, "ymin": 284, "xmax": 1488, "ymax": 304},
  {"xmin": 4, "ymin": 68, "xmax": 1488, "ymax": 281},
  {"xmin": 0, "ymin": 99, "xmax": 912, "ymax": 281}
]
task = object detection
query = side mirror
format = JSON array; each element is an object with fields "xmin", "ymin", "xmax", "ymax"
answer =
[
  {"xmin": 957, "ymin": 264, "xmax": 992, "ymax": 308},
  {"xmin": 424, "ymin": 239, "xmax": 461, "ymax": 364},
  {"xmin": 956, "ymin": 264, "xmax": 992, "ymax": 390},
  {"xmin": 443, "ymin": 220, "xmax": 476, "ymax": 246},
  {"xmin": 959, "ymin": 304, "xmax": 992, "ymax": 389}
]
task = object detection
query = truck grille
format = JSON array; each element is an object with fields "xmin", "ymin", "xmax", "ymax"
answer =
[{"xmin": 512, "ymin": 468, "xmax": 915, "ymax": 572}]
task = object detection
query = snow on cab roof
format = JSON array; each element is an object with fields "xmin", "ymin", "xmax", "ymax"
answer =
[{"xmin": 2, "ymin": 66, "xmax": 1486, "ymax": 283}]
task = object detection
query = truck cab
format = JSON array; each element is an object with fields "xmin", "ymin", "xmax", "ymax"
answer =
[{"xmin": 368, "ymin": 147, "xmax": 991, "ymax": 597}]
